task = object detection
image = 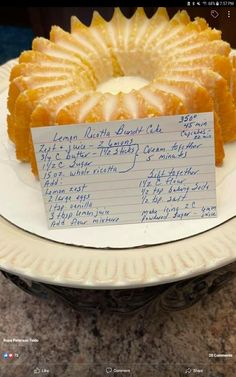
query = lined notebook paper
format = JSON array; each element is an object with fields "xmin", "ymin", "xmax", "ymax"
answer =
[{"xmin": 31, "ymin": 112, "xmax": 217, "ymax": 229}]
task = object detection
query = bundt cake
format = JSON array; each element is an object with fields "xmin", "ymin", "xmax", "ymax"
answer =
[{"xmin": 7, "ymin": 7, "xmax": 236, "ymax": 176}]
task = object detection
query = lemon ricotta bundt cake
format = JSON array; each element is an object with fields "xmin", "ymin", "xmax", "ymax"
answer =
[{"xmin": 7, "ymin": 7, "xmax": 236, "ymax": 176}]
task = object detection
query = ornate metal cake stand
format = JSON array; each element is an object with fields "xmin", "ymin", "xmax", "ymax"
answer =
[{"xmin": 1, "ymin": 261, "xmax": 236, "ymax": 314}]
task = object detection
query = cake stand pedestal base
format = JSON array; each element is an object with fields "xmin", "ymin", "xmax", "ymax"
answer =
[{"xmin": 1, "ymin": 262, "xmax": 236, "ymax": 314}]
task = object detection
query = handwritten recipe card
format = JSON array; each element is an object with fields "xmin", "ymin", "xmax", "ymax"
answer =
[{"xmin": 31, "ymin": 112, "xmax": 217, "ymax": 229}]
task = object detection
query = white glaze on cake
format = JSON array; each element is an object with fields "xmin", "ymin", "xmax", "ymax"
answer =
[{"xmin": 97, "ymin": 76, "xmax": 149, "ymax": 95}]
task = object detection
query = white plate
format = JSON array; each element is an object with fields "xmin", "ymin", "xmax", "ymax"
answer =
[{"xmin": 0, "ymin": 59, "xmax": 236, "ymax": 288}]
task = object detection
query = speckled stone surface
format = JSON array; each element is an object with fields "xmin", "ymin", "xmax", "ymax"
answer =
[{"xmin": 0, "ymin": 272, "xmax": 235, "ymax": 377}]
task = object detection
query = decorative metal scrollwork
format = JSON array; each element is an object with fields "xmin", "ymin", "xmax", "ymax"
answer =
[
  {"xmin": 1, "ymin": 261, "xmax": 236, "ymax": 314},
  {"xmin": 159, "ymin": 262, "xmax": 236, "ymax": 311}
]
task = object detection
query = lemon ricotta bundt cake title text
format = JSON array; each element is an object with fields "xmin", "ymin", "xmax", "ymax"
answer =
[{"xmin": 7, "ymin": 7, "xmax": 236, "ymax": 176}]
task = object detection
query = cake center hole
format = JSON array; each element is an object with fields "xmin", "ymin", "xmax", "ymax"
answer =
[{"xmin": 97, "ymin": 76, "xmax": 149, "ymax": 95}]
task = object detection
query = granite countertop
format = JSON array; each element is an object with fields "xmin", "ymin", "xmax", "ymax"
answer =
[{"xmin": 0, "ymin": 272, "xmax": 235, "ymax": 377}]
